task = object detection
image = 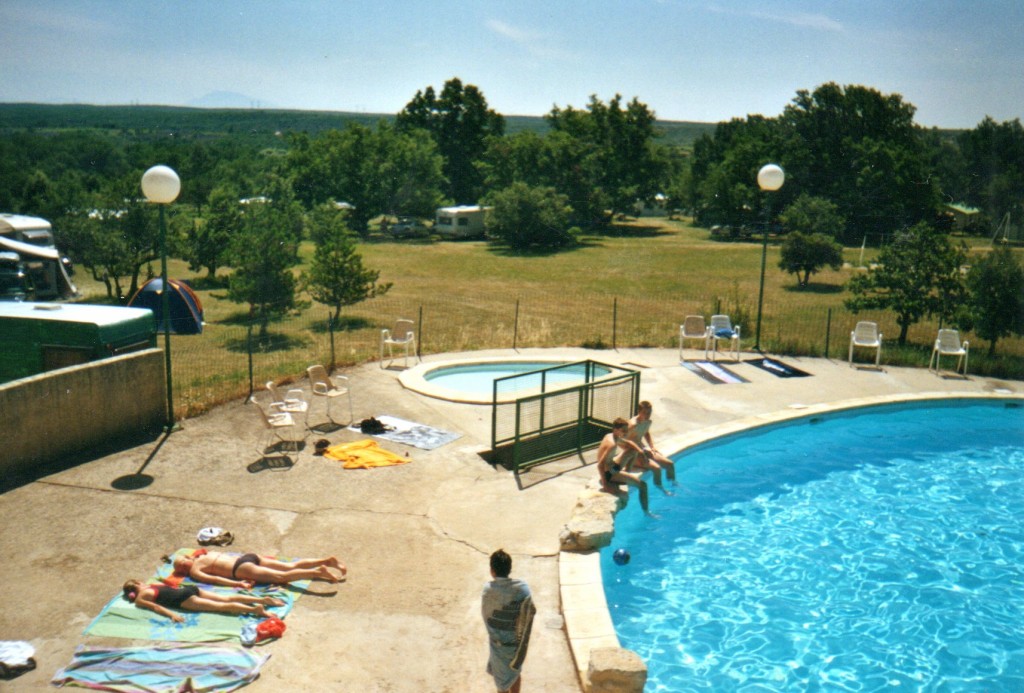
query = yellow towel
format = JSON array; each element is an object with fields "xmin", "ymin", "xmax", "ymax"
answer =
[{"xmin": 324, "ymin": 439, "xmax": 410, "ymax": 469}]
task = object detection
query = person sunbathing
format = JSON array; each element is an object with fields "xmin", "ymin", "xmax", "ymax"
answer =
[
  {"xmin": 167, "ymin": 550, "xmax": 346, "ymax": 589},
  {"xmin": 122, "ymin": 579, "xmax": 284, "ymax": 623}
]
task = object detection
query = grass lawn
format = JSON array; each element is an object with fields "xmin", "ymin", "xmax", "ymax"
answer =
[{"xmin": 71, "ymin": 218, "xmax": 1024, "ymax": 418}]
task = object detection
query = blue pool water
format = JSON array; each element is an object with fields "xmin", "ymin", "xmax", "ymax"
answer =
[
  {"xmin": 603, "ymin": 399, "xmax": 1024, "ymax": 692},
  {"xmin": 424, "ymin": 361, "xmax": 609, "ymax": 397}
]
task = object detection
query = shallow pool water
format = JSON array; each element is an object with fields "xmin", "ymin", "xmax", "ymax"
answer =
[
  {"xmin": 424, "ymin": 361, "xmax": 607, "ymax": 397},
  {"xmin": 603, "ymin": 400, "xmax": 1024, "ymax": 692}
]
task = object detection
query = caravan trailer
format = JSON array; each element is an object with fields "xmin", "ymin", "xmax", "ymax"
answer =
[
  {"xmin": 435, "ymin": 205, "xmax": 489, "ymax": 239},
  {"xmin": 0, "ymin": 214, "xmax": 76, "ymax": 301}
]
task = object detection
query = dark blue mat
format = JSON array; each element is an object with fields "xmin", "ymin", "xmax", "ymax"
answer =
[{"xmin": 745, "ymin": 357, "xmax": 811, "ymax": 378}]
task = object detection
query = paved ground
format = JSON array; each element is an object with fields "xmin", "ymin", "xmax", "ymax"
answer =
[{"xmin": 1, "ymin": 347, "xmax": 1019, "ymax": 692}]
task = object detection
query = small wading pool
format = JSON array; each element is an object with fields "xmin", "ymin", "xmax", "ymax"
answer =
[{"xmin": 399, "ymin": 359, "xmax": 612, "ymax": 404}]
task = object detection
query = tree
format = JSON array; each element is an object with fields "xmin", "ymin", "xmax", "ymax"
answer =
[
  {"xmin": 484, "ymin": 182, "xmax": 576, "ymax": 251},
  {"xmin": 957, "ymin": 117, "xmax": 1024, "ymax": 225},
  {"xmin": 57, "ymin": 175, "xmax": 164, "ymax": 302},
  {"xmin": 397, "ymin": 77, "xmax": 505, "ymax": 204},
  {"xmin": 845, "ymin": 222, "xmax": 968, "ymax": 344},
  {"xmin": 183, "ymin": 184, "xmax": 242, "ymax": 281},
  {"xmin": 960, "ymin": 245, "xmax": 1024, "ymax": 355},
  {"xmin": 780, "ymin": 194, "xmax": 846, "ymax": 238},
  {"xmin": 778, "ymin": 232, "xmax": 844, "ymax": 287},
  {"xmin": 228, "ymin": 197, "xmax": 301, "ymax": 340},
  {"xmin": 287, "ymin": 123, "xmax": 446, "ymax": 234},
  {"xmin": 547, "ymin": 94, "xmax": 670, "ymax": 220},
  {"xmin": 303, "ymin": 204, "xmax": 392, "ymax": 326}
]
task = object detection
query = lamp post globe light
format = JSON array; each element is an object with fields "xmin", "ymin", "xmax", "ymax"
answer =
[
  {"xmin": 141, "ymin": 165, "xmax": 181, "ymax": 430},
  {"xmin": 754, "ymin": 163, "xmax": 784, "ymax": 351}
]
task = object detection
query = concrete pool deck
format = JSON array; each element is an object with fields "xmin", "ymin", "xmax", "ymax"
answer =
[{"xmin": 1, "ymin": 346, "xmax": 1021, "ymax": 692}]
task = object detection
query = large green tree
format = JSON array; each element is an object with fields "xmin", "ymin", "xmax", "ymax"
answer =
[
  {"xmin": 957, "ymin": 117, "xmax": 1024, "ymax": 227},
  {"xmin": 397, "ymin": 77, "xmax": 505, "ymax": 204},
  {"xmin": 960, "ymin": 245, "xmax": 1024, "ymax": 355},
  {"xmin": 287, "ymin": 123, "xmax": 446, "ymax": 233},
  {"xmin": 845, "ymin": 222, "xmax": 968, "ymax": 344},
  {"xmin": 547, "ymin": 94, "xmax": 669, "ymax": 220},
  {"xmin": 689, "ymin": 84, "xmax": 941, "ymax": 242}
]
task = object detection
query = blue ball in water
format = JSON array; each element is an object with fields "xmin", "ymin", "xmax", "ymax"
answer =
[{"xmin": 613, "ymin": 548, "xmax": 630, "ymax": 565}]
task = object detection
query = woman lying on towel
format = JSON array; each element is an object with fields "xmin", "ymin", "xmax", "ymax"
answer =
[
  {"xmin": 167, "ymin": 550, "xmax": 346, "ymax": 589},
  {"xmin": 122, "ymin": 580, "xmax": 284, "ymax": 623}
]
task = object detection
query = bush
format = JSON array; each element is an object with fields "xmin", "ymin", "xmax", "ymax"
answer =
[{"xmin": 484, "ymin": 182, "xmax": 577, "ymax": 251}]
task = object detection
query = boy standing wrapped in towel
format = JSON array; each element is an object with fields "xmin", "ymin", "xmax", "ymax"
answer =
[{"xmin": 481, "ymin": 549, "xmax": 536, "ymax": 693}]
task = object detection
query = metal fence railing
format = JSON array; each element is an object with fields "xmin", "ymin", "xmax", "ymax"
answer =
[
  {"xmin": 488, "ymin": 360, "xmax": 640, "ymax": 482},
  {"xmin": 164, "ymin": 289, "xmax": 1024, "ymax": 420}
]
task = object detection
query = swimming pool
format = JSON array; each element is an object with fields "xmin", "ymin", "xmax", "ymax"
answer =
[
  {"xmin": 401, "ymin": 359, "xmax": 612, "ymax": 403},
  {"xmin": 603, "ymin": 399, "xmax": 1024, "ymax": 692}
]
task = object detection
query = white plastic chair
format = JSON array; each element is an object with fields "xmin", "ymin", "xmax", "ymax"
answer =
[
  {"xmin": 708, "ymin": 315, "xmax": 741, "ymax": 361},
  {"xmin": 849, "ymin": 321, "xmax": 882, "ymax": 366},
  {"xmin": 266, "ymin": 380, "xmax": 309, "ymax": 424},
  {"xmin": 253, "ymin": 401, "xmax": 303, "ymax": 456},
  {"xmin": 306, "ymin": 364, "xmax": 353, "ymax": 425},
  {"xmin": 929, "ymin": 329, "xmax": 969, "ymax": 375},
  {"xmin": 380, "ymin": 318, "xmax": 420, "ymax": 369},
  {"xmin": 678, "ymin": 315, "xmax": 711, "ymax": 360}
]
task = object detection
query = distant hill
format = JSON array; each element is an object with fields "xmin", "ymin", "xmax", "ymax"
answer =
[{"xmin": 0, "ymin": 102, "xmax": 717, "ymax": 150}]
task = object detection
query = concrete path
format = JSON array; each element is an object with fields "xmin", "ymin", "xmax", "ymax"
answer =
[{"xmin": 0, "ymin": 347, "xmax": 1018, "ymax": 692}]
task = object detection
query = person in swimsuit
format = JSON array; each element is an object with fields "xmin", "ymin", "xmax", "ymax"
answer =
[
  {"xmin": 627, "ymin": 401, "xmax": 676, "ymax": 491},
  {"xmin": 168, "ymin": 550, "xmax": 346, "ymax": 588},
  {"xmin": 122, "ymin": 579, "xmax": 284, "ymax": 623},
  {"xmin": 596, "ymin": 418, "xmax": 651, "ymax": 514}
]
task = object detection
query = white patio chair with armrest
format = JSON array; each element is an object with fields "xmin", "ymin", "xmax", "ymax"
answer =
[
  {"xmin": 708, "ymin": 314, "xmax": 741, "ymax": 361},
  {"xmin": 266, "ymin": 380, "xmax": 309, "ymax": 424},
  {"xmin": 679, "ymin": 315, "xmax": 711, "ymax": 360},
  {"xmin": 380, "ymin": 318, "xmax": 420, "ymax": 369},
  {"xmin": 929, "ymin": 329, "xmax": 969, "ymax": 374},
  {"xmin": 849, "ymin": 321, "xmax": 882, "ymax": 366},
  {"xmin": 253, "ymin": 401, "xmax": 303, "ymax": 456},
  {"xmin": 306, "ymin": 364, "xmax": 353, "ymax": 425}
]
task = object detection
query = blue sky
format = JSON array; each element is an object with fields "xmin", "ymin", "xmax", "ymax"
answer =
[{"xmin": 1, "ymin": 0, "xmax": 1021, "ymax": 128}]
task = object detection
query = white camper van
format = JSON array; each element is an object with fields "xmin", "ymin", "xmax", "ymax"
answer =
[{"xmin": 435, "ymin": 205, "xmax": 489, "ymax": 239}]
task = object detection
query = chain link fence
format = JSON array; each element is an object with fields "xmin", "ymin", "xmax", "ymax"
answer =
[{"xmin": 169, "ymin": 289, "xmax": 1024, "ymax": 419}]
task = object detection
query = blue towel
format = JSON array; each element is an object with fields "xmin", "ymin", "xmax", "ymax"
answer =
[
  {"xmin": 715, "ymin": 328, "xmax": 735, "ymax": 338},
  {"xmin": 52, "ymin": 643, "xmax": 268, "ymax": 692}
]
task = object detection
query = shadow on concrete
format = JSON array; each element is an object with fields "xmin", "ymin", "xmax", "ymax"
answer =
[
  {"xmin": 247, "ymin": 455, "xmax": 296, "ymax": 473},
  {"xmin": 110, "ymin": 429, "xmax": 175, "ymax": 490},
  {"xmin": 1, "ymin": 426, "xmax": 163, "ymax": 495}
]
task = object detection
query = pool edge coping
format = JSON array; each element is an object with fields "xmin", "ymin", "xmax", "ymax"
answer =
[{"xmin": 560, "ymin": 391, "xmax": 1024, "ymax": 688}]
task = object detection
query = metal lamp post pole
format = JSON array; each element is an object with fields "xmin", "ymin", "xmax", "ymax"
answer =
[
  {"xmin": 158, "ymin": 204, "xmax": 173, "ymax": 429},
  {"xmin": 755, "ymin": 208, "xmax": 770, "ymax": 351},
  {"xmin": 755, "ymin": 163, "xmax": 785, "ymax": 352},
  {"xmin": 141, "ymin": 165, "xmax": 181, "ymax": 431}
]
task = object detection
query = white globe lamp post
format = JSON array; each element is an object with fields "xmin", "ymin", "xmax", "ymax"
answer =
[
  {"xmin": 141, "ymin": 165, "xmax": 181, "ymax": 430},
  {"xmin": 755, "ymin": 163, "xmax": 785, "ymax": 350}
]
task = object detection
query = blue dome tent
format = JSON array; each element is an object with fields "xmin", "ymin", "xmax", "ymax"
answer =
[{"xmin": 128, "ymin": 278, "xmax": 204, "ymax": 335}]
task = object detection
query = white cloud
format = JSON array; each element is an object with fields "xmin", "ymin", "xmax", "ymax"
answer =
[{"xmin": 707, "ymin": 5, "xmax": 844, "ymax": 33}]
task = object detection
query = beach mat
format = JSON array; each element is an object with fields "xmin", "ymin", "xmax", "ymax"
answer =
[
  {"xmin": 681, "ymin": 361, "xmax": 749, "ymax": 384},
  {"xmin": 745, "ymin": 357, "xmax": 811, "ymax": 378},
  {"xmin": 53, "ymin": 643, "xmax": 268, "ymax": 692},
  {"xmin": 348, "ymin": 414, "xmax": 461, "ymax": 450},
  {"xmin": 84, "ymin": 549, "xmax": 305, "ymax": 643}
]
